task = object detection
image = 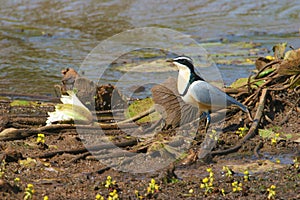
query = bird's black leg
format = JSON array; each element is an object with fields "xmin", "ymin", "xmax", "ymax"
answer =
[
  {"xmin": 204, "ymin": 112, "xmax": 211, "ymax": 133},
  {"xmin": 199, "ymin": 112, "xmax": 206, "ymax": 120},
  {"xmin": 197, "ymin": 112, "xmax": 211, "ymax": 133}
]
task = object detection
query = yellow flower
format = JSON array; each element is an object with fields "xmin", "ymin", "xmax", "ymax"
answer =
[
  {"xmin": 270, "ymin": 185, "xmax": 276, "ymax": 190},
  {"xmin": 37, "ymin": 133, "xmax": 45, "ymax": 144},
  {"xmin": 202, "ymin": 177, "xmax": 209, "ymax": 183},
  {"xmin": 221, "ymin": 188, "xmax": 225, "ymax": 196},
  {"xmin": 267, "ymin": 185, "xmax": 276, "ymax": 199},
  {"xmin": 14, "ymin": 177, "xmax": 20, "ymax": 182},
  {"xmin": 266, "ymin": 55, "xmax": 275, "ymax": 60}
]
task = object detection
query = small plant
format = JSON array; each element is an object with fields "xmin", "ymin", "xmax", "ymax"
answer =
[
  {"xmin": 271, "ymin": 133, "xmax": 280, "ymax": 145},
  {"xmin": 0, "ymin": 160, "xmax": 6, "ymax": 178},
  {"xmin": 243, "ymin": 170, "xmax": 249, "ymax": 181},
  {"xmin": 108, "ymin": 189, "xmax": 119, "ymax": 200},
  {"xmin": 134, "ymin": 190, "xmax": 144, "ymax": 199},
  {"xmin": 24, "ymin": 184, "xmax": 35, "ymax": 200},
  {"xmin": 265, "ymin": 55, "xmax": 275, "ymax": 60},
  {"xmin": 37, "ymin": 133, "xmax": 45, "ymax": 144},
  {"xmin": 105, "ymin": 176, "xmax": 116, "ymax": 189},
  {"xmin": 267, "ymin": 185, "xmax": 276, "ymax": 199},
  {"xmin": 36, "ymin": 133, "xmax": 48, "ymax": 149},
  {"xmin": 231, "ymin": 181, "xmax": 242, "ymax": 193},
  {"xmin": 209, "ymin": 129, "xmax": 219, "ymax": 141},
  {"xmin": 95, "ymin": 194, "xmax": 104, "ymax": 200},
  {"xmin": 221, "ymin": 188, "xmax": 226, "ymax": 196},
  {"xmin": 14, "ymin": 177, "xmax": 21, "ymax": 187},
  {"xmin": 222, "ymin": 166, "xmax": 233, "ymax": 178},
  {"xmin": 236, "ymin": 127, "xmax": 248, "ymax": 137},
  {"xmin": 293, "ymin": 157, "xmax": 299, "ymax": 169},
  {"xmin": 207, "ymin": 168, "xmax": 214, "ymax": 178},
  {"xmin": 200, "ymin": 168, "xmax": 214, "ymax": 194},
  {"xmin": 147, "ymin": 178, "xmax": 159, "ymax": 195}
]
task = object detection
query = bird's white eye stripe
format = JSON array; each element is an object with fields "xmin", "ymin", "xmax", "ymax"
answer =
[{"xmin": 173, "ymin": 56, "xmax": 192, "ymax": 62}]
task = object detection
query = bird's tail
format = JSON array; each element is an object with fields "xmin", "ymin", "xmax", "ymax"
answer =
[{"xmin": 226, "ymin": 95, "xmax": 253, "ymax": 120}]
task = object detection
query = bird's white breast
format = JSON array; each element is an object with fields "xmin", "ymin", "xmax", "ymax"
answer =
[{"xmin": 177, "ymin": 66, "xmax": 191, "ymax": 95}]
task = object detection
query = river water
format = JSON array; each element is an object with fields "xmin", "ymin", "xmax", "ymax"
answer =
[{"xmin": 1, "ymin": 0, "xmax": 300, "ymax": 98}]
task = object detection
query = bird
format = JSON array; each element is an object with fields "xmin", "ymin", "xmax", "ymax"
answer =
[
  {"xmin": 61, "ymin": 68, "xmax": 79, "ymax": 93},
  {"xmin": 168, "ymin": 56, "xmax": 251, "ymax": 133}
]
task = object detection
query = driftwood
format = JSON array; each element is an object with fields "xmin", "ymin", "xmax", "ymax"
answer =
[{"xmin": 0, "ymin": 107, "xmax": 155, "ymax": 141}]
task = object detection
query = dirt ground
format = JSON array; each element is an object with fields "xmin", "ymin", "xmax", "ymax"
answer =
[{"xmin": 0, "ymin": 88, "xmax": 299, "ymax": 200}]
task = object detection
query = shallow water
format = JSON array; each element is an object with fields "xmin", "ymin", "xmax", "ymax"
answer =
[{"xmin": 1, "ymin": 0, "xmax": 300, "ymax": 97}]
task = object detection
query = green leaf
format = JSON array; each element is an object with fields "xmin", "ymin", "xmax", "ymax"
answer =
[
  {"xmin": 256, "ymin": 68, "xmax": 276, "ymax": 78},
  {"xmin": 230, "ymin": 77, "xmax": 265, "ymax": 89},
  {"xmin": 258, "ymin": 128, "xmax": 275, "ymax": 139}
]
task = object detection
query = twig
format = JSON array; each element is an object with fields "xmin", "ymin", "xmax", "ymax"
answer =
[
  {"xmin": 211, "ymin": 88, "xmax": 268, "ymax": 156},
  {"xmin": 278, "ymin": 98, "xmax": 300, "ymax": 125},
  {"xmin": 243, "ymin": 78, "xmax": 272, "ymax": 105},
  {"xmin": 268, "ymin": 74, "xmax": 300, "ymax": 91},
  {"xmin": 254, "ymin": 140, "xmax": 263, "ymax": 158},
  {"xmin": 64, "ymin": 152, "xmax": 91, "ymax": 166},
  {"xmin": 95, "ymin": 109, "xmax": 125, "ymax": 115},
  {"xmin": 264, "ymin": 114, "xmax": 276, "ymax": 125},
  {"xmin": 223, "ymin": 88, "xmax": 248, "ymax": 94},
  {"xmin": 0, "ymin": 124, "xmax": 76, "ymax": 141},
  {"xmin": 254, "ymin": 60, "xmax": 281, "ymax": 79},
  {"xmin": 111, "ymin": 107, "xmax": 155, "ymax": 124}
]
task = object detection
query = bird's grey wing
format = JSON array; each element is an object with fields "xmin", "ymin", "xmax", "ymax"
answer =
[
  {"xmin": 189, "ymin": 81, "xmax": 247, "ymax": 111},
  {"xmin": 189, "ymin": 81, "xmax": 227, "ymax": 108}
]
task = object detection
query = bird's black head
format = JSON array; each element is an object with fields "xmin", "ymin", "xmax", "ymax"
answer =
[
  {"xmin": 171, "ymin": 56, "xmax": 195, "ymax": 71},
  {"xmin": 169, "ymin": 55, "xmax": 205, "ymax": 82}
]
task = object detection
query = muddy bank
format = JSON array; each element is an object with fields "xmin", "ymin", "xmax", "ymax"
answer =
[{"xmin": 0, "ymin": 47, "xmax": 299, "ymax": 199}]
